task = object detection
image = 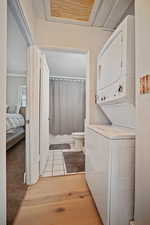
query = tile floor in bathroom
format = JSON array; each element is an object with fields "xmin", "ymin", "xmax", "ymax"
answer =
[
  {"xmin": 42, "ymin": 149, "xmax": 83, "ymax": 177},
  {"xmin": 42, "ymin": 150, "xmax": 66, "ymax": 177},
  {"xmin": 42, "ymin": 135, "xmax": 84, "ymax": 177}
]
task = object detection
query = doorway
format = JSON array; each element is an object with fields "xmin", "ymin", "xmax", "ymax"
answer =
[
  {"xmin": 40, "ymin": 49, "xmax": 87, "ymax": 177},
  {"xmin": 6, "ymin": 4, "xmax": 28, "ymax": 225}
]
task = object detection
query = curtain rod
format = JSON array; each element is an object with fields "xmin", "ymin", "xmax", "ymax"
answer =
[{"xmin": 49, "ymin": 75, "xmax": 86, "ymax": 80}]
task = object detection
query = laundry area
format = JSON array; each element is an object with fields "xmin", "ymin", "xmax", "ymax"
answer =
[
  {"xmin": 1, "ymin": 1, "xmax": 150, "ymax": 225},
  {"xmin": 85, "ymin": 16, "xmax": 135, "ymax": 225}
]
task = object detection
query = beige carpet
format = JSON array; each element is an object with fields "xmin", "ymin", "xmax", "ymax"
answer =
[{"xmin": 7, "ymin": 140, "xmax": 28, "ymax": 225}]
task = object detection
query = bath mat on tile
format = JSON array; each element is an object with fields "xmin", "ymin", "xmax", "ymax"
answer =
[
  {"xmin": 49, "ymin": 143, "xmax": 71, "ymax": 150},
  {"xmin": 63, "ymin": 151, "xmax": 85, "ymax": 173}
]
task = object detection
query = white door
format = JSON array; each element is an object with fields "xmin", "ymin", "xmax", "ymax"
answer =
[
  {"xmin": 0, "ymin": 1, "xmax": 7, "ymax": 224},
  {"xmin": 40, "ymin": 54, "xmax": 50, "ymax": 175},
  {"xmin": 26, "ymin": 46, "xmax": 41, "ymax": 184}
]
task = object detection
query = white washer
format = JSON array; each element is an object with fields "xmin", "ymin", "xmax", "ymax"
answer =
[{"xmin": 85, "ymin": 125, "xmax": 135, "ymax": 225}]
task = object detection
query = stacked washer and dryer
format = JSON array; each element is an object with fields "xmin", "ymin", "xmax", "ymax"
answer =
[{"xmin": 85, "ymin": 16, "xmax": 135, "ymax": 225}]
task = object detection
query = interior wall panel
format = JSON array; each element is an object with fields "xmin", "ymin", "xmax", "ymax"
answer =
[
  {"xmin": 94, "ymin": 0, "xmax": 116, "ymax": 26},
  {"xmin": 135, "ymin": 0, "xmax": 150, "ymax": 225},
  {"xmin": 104, "ymin": 0, "xmax": 133, "ymax": 29}
]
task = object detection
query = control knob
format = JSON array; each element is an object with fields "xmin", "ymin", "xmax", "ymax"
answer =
[{"xmin": 118, "ymin": 85, "xmax": 123, "ymax": 93}]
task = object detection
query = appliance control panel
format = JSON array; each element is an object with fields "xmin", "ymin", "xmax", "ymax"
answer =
[{"xmin": 97, "ymin": 77, "xmax": 127, "ymax": 104}]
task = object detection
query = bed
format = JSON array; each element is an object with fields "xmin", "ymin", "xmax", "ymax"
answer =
[{"xmin": 6, "ymin": 109, "xmax": 25, "ymax": 151}]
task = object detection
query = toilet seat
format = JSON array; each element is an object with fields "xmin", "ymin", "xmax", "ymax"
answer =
[
  {"xmin": 72, "ymin": 132, "xmax": 84, "ymax": 138},
  {"xmin": 72, "ymin": 132, "xmax": 85, "ymax": 150}
]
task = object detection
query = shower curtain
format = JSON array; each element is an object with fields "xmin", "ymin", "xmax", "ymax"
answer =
[{"xmin": 49, "ymin": 77, "xmax": 85, "ymax": 135}]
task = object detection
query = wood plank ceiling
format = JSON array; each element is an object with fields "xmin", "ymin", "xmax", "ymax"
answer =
[
  {"xmin": 51, "ymin": 0, "xmax": 95, "ymax": 21},
  {"xmin": 32, "ymin": 0, "xmax": 134, "ymax": 29}
]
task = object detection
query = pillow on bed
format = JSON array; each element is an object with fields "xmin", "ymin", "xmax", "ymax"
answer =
[
  {"xmin": 6, "ymin": 113, "xmax": 25, "ymax": 132},
  {"xmin": 7, "ymin": 105, "xmax": 20, "ymax": 114}
]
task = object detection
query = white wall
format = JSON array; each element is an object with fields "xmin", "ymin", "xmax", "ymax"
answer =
[
  {"xmin": 135, "ymin": 0, "xmax": 150, "ymax": 224},
  {"xmin": 36, "ymin": 19, "xmax": 112, "ymax": 124},
  {"xmin": 44, "ymin": 50, "xmax": 86, "ymax": 77},
  {"xmin": 7, "ymin": 76, "xmax": 26, "ymax": 109},
  {"xmin": 7, "ymin": 6, "xmax": 27, "ymax": 74},
  {"xmin": 7, "ymin": 6, "xmax": 27, "ymax": 109}
]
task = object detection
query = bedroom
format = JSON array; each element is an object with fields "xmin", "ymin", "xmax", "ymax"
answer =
[{"xmin": 6, "ymin": 3, "xmax": 28, "ymax": 225}]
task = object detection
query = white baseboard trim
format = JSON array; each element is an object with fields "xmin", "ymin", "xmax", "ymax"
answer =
[{"xmin": 130, "ymin": 221, "xmax": 136, "ymax": 225}]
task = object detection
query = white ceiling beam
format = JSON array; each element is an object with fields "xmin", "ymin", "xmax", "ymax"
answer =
[
  {"xmin": 89, "ymin": 0, "xmax": 103, "ymax": 25},
  {"xmin": 104, "ymin": 0, "xmax": 133, "ymax": 29},
  {"xmin": 93, "ymin": 0, "xmax": 117, "ymax": 27},
  {"xmin": 43, "ymin": 0, "xmax": 51, "ymax": 19}
]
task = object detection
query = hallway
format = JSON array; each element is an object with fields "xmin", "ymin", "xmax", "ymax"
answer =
[{"xmin": 13, "ymin": 174, "xmax": 102, "ymax": 225}]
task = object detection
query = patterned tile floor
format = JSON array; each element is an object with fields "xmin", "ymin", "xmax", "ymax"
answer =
[
  {"xmin": 42, "ymin": 149, "xmax": 83, "ymax": 177},
  {"xmin": 42, "ymin": 151, "xmax": 66, "ymax": 177}
]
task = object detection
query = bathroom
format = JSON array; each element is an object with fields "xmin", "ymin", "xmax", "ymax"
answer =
[{"xmin": 41, "ymin": 49, "xmax": 87, "ymax": 177}]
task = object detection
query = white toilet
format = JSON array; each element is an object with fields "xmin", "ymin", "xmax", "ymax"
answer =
[{"xmin": 72, "ymin": 132, "xmax": 84, "ymax": 150}]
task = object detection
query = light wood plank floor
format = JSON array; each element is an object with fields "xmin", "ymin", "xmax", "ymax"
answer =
[{"xmin": 13, "ymin": 174, "xmax": 102, "ymax": 225}]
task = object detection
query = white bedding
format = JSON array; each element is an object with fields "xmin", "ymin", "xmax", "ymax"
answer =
[{"xmin": 6, "ymin": 113, "xmax": 25, "ymax": 133}]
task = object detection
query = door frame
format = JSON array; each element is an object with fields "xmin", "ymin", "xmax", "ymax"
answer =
[
  {"xmin": 39, "ymin": 54, "xmax": 50, "ymax": 175},
  {"xmin": 26, "ymin": 46, "xmax": 41, "ymax": 184},
  {"xmin": 0, "ymin": 0, "xmax": 35, "ymax": 224},
  {"xmin": 40, "ymin": 46, "xmax": 90, "ymax": 124},
  {"xmin": 7, "ymin": 0, "xmax": 35, "ymax": 184}
]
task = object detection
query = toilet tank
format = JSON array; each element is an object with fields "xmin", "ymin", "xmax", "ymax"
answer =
[{"xmin": 96, "ymin": 16, "xmax": 135, "ymax": 128}]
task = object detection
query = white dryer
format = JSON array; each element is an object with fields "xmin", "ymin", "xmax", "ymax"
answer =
[{"xmin": 85, "ymin": 15, "xmax": 135, "ymax": 225}]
